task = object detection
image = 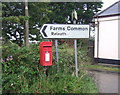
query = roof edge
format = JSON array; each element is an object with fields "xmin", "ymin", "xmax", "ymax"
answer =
[
  {"xmin": 94, "ymin": 1, "xmax": 120, "ymax": 17},
  {"xmin": 94, "ymin": 13, "xmax": 120, "ymax": 18}
]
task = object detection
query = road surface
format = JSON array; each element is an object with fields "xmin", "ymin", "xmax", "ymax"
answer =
[{"xmin": 88, "ymin": 70, "xmax": 120, "ymax": 93}]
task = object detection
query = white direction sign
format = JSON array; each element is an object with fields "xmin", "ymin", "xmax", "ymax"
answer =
[{"xmin": 40, "ymin": 24, "xmax": 90, "ymax": 39}]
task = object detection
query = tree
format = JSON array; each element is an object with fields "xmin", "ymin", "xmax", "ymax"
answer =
[
  {"xmin": 2, "ymin": 2, "xmax": 103, "ymax": 46},
  {"xmin": 24, "ymin": 1, "xmax": 29, "ymax": 47},
  {"xmin": 47, "ymin": 2, "xmax": 103, "ymax": 45},
  {"xmin": 48, "ymin": 2, "xmax": 103, "ymax": 24},
  {"xmin": 28, "ymin": 2, "xmax": 51, "ymax": 41},
  {"xmin": 2, "ymin": 2, "xmax": 25, "ymax": 46},
  {"xmin": 2, "ymin": 2, "xmax": 51, "ymax": 46}
]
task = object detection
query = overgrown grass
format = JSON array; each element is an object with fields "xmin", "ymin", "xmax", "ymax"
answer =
[
  {"xmin": 1, "ymin": 42, "xmax": 98, "ymax": 93},
  {"xmin": 57, "ymin": 44, "xmax": 120, "ymax": 73},
  {"xmin": 81, "ymin": 64, "xmax": 120, "ymax": 72}
]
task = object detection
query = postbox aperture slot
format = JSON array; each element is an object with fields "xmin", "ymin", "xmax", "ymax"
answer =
[
  {"xmin": 43, "ymin": 46, "xmax": 52, "ymax": 51},
  {"xmin": 43, "ymin": 46, "xmax": 51, "ymax": 47}
]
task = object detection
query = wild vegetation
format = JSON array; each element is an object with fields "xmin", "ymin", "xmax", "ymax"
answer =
[{"xmin": 1, "ymin": 42, "xmax": 98, "ymax": 93}]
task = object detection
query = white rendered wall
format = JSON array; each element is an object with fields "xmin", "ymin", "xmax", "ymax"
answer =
[
  {"xmin": 95, "ymin": 16, "xmax": 119, "ymax": 60},
  {"xmin": 118, "ymin": 16, "xmax": 120, "ymax": 60},
  {"xmin": 94, "ymin": 20, "xmax": 98, "ymax": 58}
]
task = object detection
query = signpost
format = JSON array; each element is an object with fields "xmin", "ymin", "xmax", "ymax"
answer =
[
  {"xmin": 40, "ymin": 23, "xmax": 90, "ymax": 77},
  {"xmin": 72, "ymin": 9, "xmax": 78, "ymax": 77},
  {"xmin": 40, "ymin": 24, "xmax": 90, "ymax": 39}
]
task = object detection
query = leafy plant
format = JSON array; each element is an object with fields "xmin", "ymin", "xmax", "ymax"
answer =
[{"xmin": 1, "ymin": 42, "xmax": 98, "ymax": 93}]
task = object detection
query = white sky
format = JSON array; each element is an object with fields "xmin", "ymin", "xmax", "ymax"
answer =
[{"xmin": 101, "ymin": 0, "xmax": 119, "ymax": 10}]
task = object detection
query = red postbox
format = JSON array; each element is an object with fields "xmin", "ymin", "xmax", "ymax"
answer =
[{"xmin": 40, "ymin": 41, "xmax": 52, "ymax": 66}]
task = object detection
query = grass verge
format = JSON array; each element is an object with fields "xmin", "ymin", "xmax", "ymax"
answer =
[{"xmin": 81, "ymin": 64, "xmax": 120, "ymax": 72}]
